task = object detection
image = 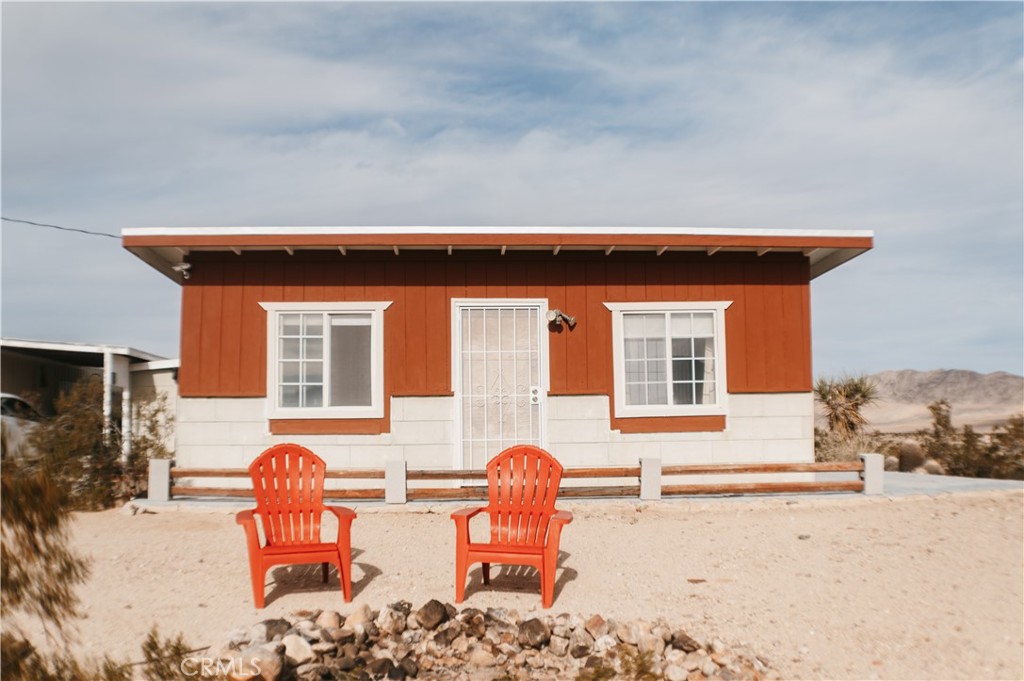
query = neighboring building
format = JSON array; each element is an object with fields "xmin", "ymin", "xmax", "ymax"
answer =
[
  {"xmin": 0, "ymin": 338, "xmax": 178, "ymax": 457},
  {"xmin": 123, "ymin": 226, "xmax": 872, "ymax": 473}
]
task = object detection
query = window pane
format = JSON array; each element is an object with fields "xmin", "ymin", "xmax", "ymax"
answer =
[
  {"xmin": 647, "ymin": 359, "xmax": 665, "ymax": 382},
  {"xmin": 304, "ymin": 315, "xmax": 323, "ymax": 335},
  {"xmin": 647, "ymin": 383, "xmax": 667, "ymax": 405},
  {"xmin": 280, "ymin": 314, "xmax": 301, "ymax": 336},
  {"xmin": 672, "ymin": 337, "xmax": 694, "ymax": 360},
  {"xmin": 303, "ymin": 385, "xmax": 323, "ymax": 408},
  {"xmin": 281, "ymin": 338, "xmax": 301, "ymax": 360},
  {"xmin": 330, "ymin": 317, "xmax": 372, "ymax": 407},
  {"xmin": 627, "ymin": 384, "xmax": 646, "ymax": 405},
  {"xmin": 304, "ymin": 337, "xmax": 323, "ymax": 360},
  {"xmin": 692, "ymin": 313, "xmax": 714, "ymax": 337},
  {"xmin": 280, "ymin": 361, "xmax": 300, "ymax": 383},
  {"xmin": 303, "ymin": 361, "xmax": 323, "ymax": 383},
  {"xmin": 673, "ymin": 382, "xmax": 694, "ymax": 405},
  {"xmin": 623, "ymin": 314, "xmax": 647, "ymax": 339},
  {"xmin": 701, "ymin": 382, "xmax": 716, "ymax": 404},
  {"xmin": 625, "ymin": 359, "xmax": 646, "ymax": 382},
  {"xmin": 670, "ymin": 313, "xmax": 692, "ymax": 337},
  {"xmin": 280, "ymin": 385, "xmax": 300, "ymax": 407},
  {"xmin": 646, "ymin": 338, "xmax": 665, "ymax": 360},
  {"xmin": 624, "ymin": 338, "xmax": 645, "ymax": 361},
  {"xmin": 673, "ymin": 359, "xmax": 694, "ymax": 382}
]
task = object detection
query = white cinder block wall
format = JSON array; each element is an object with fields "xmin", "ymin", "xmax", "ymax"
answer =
[{"xmin": 174, "ymin": 393, "xmax": 813, "ymax": 484}]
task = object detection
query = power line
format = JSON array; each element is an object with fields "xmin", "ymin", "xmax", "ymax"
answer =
[{"xmin": 1, "ymin": 216, "xmax": 120, "ymax": 240}]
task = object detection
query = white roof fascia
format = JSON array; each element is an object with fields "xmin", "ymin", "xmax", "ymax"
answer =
[
  {"xmin": 130, "ymin": 359, "xmax": 180, "ymax": 372},
  {"xmin": 1, "ymin": 338, "xmax": 165, "ymax": 363},
  {"xmin": 123, "ymin": 225, "xmax": 875, "ymax": 239}
]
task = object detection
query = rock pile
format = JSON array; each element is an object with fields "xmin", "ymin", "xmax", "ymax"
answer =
[{"xmin": 207, "ymin": 600, "xmax": 778, "ymax": 681}]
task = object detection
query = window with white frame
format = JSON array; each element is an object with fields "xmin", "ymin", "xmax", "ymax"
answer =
[
  {"xmin": 605, "ymin": 302, "xmax": 731, "ymax": 418},
  {"xmin": 260, "ymin": 302, "xmax": 391, "ymax": 419}
]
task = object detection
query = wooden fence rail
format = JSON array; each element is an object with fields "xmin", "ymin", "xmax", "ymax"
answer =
[{"xmin": 153, "ymin": 455, "xmax": 881, "ymax": 503}]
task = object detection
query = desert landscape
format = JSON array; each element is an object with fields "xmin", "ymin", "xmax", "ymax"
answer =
[
  {"xmin": 30, "ymin": 488, "xmax": 1024, "ymax": 680},
  {"xmin": 819, "ymin": 369, "xmax": 1024, "ymax": 433}
]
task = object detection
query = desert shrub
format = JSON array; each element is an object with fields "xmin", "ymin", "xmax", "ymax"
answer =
[
  {"xmin": 25, "ymin": 378, "xmax": 121, "ymax": 509},
  {"xmin": 921, "ymin": 401, "xmax": 1024, "ymax": 480},
  {"xmin": 897, "ymin": 439, "xmax": 925, "ymax": 472},
  {"xmin": 24, "ymin": 378, "xmax": 174, "ymax": 508},
  {"xmin": 814, "ymin": 428, "xmax": 874, "ymax": 462},
  {"xmin": 119, "ymin": 393, "xmax": 174, "ymax": 501},
  {"xmin": 1, "ymin": 460, "xmax": 90, "ymax": 635},
  {"xmin": 1, "ymin": 453, "xmax": 205, "ymax": 681}
]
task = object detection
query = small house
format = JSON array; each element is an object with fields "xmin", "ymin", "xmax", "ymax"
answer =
[{"xmin": 123, "ymin": 227, "xmax": 872, "ymax": 474}]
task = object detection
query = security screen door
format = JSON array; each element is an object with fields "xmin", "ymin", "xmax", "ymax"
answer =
[{"xmin": 455, "ymin": 302, "xmax": 546, "ymax": 470}]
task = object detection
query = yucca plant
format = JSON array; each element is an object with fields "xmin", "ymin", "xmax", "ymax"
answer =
[{"xmin": 814, "ymin": 374, "xmax": 878, "ymax": 438}]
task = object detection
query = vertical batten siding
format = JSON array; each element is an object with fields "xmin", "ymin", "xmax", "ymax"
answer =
[{"xmin": 177, "ymin": 251, "xmax": 812, "ymax": 399}]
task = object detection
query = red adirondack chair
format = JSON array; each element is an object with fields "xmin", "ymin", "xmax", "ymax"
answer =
[
  {"xmin": 236, "ymin": 443, "xmax": 356, "ymax": 608},
  {"xmin": 451, "ymin": 445, "xmax": 573, "ymax": 608}
]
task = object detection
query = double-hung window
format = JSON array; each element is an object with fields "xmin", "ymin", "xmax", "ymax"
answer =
[
  {"xmin": 261, "ymin": 302, "xmax": 391, "ymax": 419},
  {"xmin": 605, "ymin": 302, "xmax": 731, "ymax": 418}
]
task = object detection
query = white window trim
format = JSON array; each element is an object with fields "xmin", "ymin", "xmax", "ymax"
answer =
[
  {"xmin": 260, "ymin": 301, "xmax": 392, "ymax": 420},
  {"xmin": 604, "ymin": 301, "xmax": 732, "ymax": 419}
]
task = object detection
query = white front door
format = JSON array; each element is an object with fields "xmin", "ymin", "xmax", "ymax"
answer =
[{"xmin": 453, "ymin": 300, "xmax": 547, "ymax": 470}]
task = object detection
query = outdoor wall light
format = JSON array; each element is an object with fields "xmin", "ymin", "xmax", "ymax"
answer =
[
  {"xmin": 546, "ymin": 309, "xmax": 576, "ymax": 328},
  {"xmin": 171, "ymin": 262, "xmax": 192, "ymax": 279}
]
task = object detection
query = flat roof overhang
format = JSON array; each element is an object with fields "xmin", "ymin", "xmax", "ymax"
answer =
[
  {"xmin": 122, "ymin": 226, "xmax": 873, "ymax": 283},
  {"xmin": 1, "ymin": 338, "xmax": 166, "ymax": 366}
]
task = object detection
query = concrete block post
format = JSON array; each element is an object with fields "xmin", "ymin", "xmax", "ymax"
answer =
[
  {"xmin": 859, "ymin": 453, "xmax": 884, "ymax": 495},
  {"xmin": 640, "ymin": 457, "xmax": 662, "ymax": 501},
  {"xmin": 148, "ymin": 459, "xmax": 172, "ymax": 502},
  {"xmin": 385, "ymin": 459, "xmax": 407, "ymax": 504}
]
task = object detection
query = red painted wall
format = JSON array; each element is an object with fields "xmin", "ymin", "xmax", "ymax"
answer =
[{"xmin": 178, "ymin": 250, "xmax": 812, "ymax": 408}]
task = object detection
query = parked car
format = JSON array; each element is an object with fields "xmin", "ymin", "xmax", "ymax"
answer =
[{"xmin": 1, "ymin": 393, "xmax": 42, "ymax": 459}]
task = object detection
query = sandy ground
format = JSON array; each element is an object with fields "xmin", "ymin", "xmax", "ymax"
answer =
[{"xmin": 22, "ymin": 490, "xmax": 1024, "ymax": 680}]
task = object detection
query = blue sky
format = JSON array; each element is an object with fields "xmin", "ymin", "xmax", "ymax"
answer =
[{"xmin": 2, "ymin": 2, "xmax": 1022, "ymax": 377}]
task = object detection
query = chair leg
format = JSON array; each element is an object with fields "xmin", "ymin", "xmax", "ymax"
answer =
[
  {"xmin": 248, "ymin": 558, "xmax": 266, "ymax": 609},
  {"xmin": 455, "ymin": 548, "xmax": 470, "ymax": 603},
  {"xmin": 541, "ymin": 556, "xmax": 556, "ymax": 609},
  {"xmin": 482, "ymin": 562, "xmax": 491, "ymax": 585},
  {"xmin": 340, "ymin": 556, "xmax": 353, "ymax": 603}
]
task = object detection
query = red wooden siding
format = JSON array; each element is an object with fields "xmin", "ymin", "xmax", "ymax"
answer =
[{"xmin": 177, "ymin": 250, "xmax": 812, "ymax": 408}]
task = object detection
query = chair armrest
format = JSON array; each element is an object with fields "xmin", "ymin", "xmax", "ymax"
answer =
[
  {"xmin": 451, "ymin": 506, "xmax": 486, "ymax": 544},
  {"xmin": 551, "ymin": 510, "xmax": 573, "ymax": 525},
  {"xmin": 450, "ymin": 507, "xmax": 486, "ymax": 521},
  {"xmin": 236, "ymin": 509, "xmax": 263, "ymax": 554},
  {"xmin": 325, "ymin": 505, "xmax": 356, "ymax": 546},
  {"xmin": 325, "ymin": 505, "xmax": 357, "ymax": 521},
  {"xmin": 543, "ymin": 509, "xmax": 573, "ymax": 558}
]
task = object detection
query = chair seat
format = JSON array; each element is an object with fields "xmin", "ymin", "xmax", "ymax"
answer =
[
  {"xmin": 263, "ymin": 542, "xmax": 340, "ymax": 556},
  {"xmin": 467, "ymin": 542, "xmax": 544, "ymax": 556}
]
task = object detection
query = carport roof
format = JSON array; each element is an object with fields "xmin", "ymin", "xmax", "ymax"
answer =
[{"xmin": 1, "ymin": 338, "xmax": 165, "ymax": 367}]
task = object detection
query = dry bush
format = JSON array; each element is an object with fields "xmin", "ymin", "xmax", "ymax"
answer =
[
  {"xmin": 24, "ymin": 378, "xmax": 174, "ymax": 508},
  {"xmin": 921, "ymin": 401, "xmax": 1024, "ymax": 479},
  {"xmin": 1, "ymin": 453, "xmax": 205, "ymax": 681}
]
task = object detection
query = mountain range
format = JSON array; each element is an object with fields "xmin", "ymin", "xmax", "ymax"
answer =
[{"xmin": 820, "ymin": 369, "xmax": 1024, "ymax": 433}]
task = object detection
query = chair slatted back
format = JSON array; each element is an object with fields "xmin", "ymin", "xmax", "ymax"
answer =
[
  {"xmin": 486, "ymin": 445, "xmax": 564, "ymax": 546},
  {"xmin": 248, "ymin": 443, "xmax": 326, "ymax": 547}
]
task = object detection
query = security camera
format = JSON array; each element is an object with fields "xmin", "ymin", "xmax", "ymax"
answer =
[{"xmin": 172, "ymin": 262, "xmax": 192, "ymax": 279}]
